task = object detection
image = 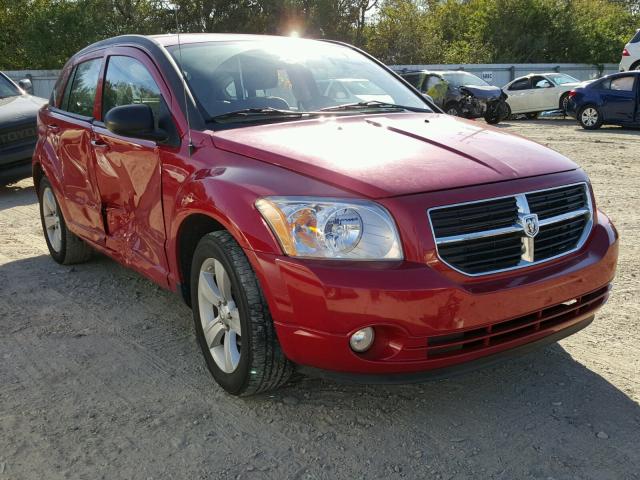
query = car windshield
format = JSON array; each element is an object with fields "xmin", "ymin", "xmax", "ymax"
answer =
[
  {"xmin": 547, "ymin": 73, "xmax": 580, "ymax": 85},
  {"xmin": 167, "ymin": 39, "xmax": 430, "ymax": 122},
  {"xmin": 440, "ymin": 72, "xmax": 490, "ymax": 87},
  {"xmin": 0, "ymin": 74, "xmax": 21, "ymax": 98}
]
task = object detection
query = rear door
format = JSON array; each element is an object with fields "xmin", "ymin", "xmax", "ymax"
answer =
[
  {"xmin": 600, "ymin": 75, "xmax": 636, "ymax": 123},
  {"xmin": 91, "ymin": 47, "xmax": 173, "ymax": 284},
  {"xmin": 47, "ymin": 54, "xmax": 106, "ymax": 243}
]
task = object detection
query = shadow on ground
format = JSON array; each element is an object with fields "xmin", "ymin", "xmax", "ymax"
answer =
[{"xmin": 1, "ymin": 253, "xmax": 638, "ymax": 479}]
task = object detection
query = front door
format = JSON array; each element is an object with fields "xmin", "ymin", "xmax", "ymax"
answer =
[
  {"xmin": 506, "ymin": 77, "xmax": 531, "ymax": 113},
  {"xmin": 529, "ymin": 75, "xmax": 555, "ymax": 111},
  {"xmin": 600, "ymin": 75, "xmax": 637, "ymax": 123},
  {"xmin": 48, "ymin": 56, "xmax": 106, "ymax": 243},
  {"xmin": 91, "ymin": 50, "xmax": 170, "ymax": 283}
]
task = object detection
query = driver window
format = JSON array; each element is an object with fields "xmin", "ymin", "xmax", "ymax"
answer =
[
  {"xmin": 509, "ymin": 78, "xmax": 531, "ymax": 91},
  {"xmin": 102, "ymin": 56, "xmax": 162, "ymax": 119}
]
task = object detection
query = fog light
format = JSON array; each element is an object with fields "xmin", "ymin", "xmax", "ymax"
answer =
[{"xmin": 350, "ymin": 327, "xmax": 375, "ymax": 353}]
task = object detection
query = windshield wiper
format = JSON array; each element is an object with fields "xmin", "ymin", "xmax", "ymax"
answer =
[
  {"xmin": 318, "ymin": 101, "xmax": 430, "ymax": 113},
  {"xmin": 209, "ymin": 108, "xmax": 313, "ymax": 124}
]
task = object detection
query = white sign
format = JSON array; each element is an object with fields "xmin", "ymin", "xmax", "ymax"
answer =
[{"xmin": 481, "ymin": 71, "xmax": 494, "ymax": 82}]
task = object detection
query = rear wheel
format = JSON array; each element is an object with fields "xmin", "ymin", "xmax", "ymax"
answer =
[
  {"xmin": 631, "ymin": 61, "xmax": 640, "ymax": 71},
  {"xmin": 38, "ymin": 177, "xmax": 92, "ymax": 265},
  {"xmin": 578, "ymin": 105, "xmax": 603, "ymax": 130},
  {"xmin": 190, "ymin": 231, "xmax": 293, "ymax": 396}
]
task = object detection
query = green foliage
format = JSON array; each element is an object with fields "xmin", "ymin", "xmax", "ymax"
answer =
[{"xmin": 0, "ymin": 0, "xmax": 637, "ymax": 69}]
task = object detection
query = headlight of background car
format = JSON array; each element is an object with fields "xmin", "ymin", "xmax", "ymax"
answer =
[{"xmin": 255, "ymin": 197, "xmax": 403, "ymax": 260}]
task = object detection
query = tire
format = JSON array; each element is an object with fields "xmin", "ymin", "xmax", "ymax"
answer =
[
  {"xmin": 445, "ymin": 103, "xmax": 462, "ymax": 117},
  {"xmin": 631, "ymin": 61, "xmax": 640, "ymax": 71},
  {"xmin": 38, "ymin": 177, "xmax": 93, "ymax": 265},
  {"xmin": 559, "ymin": 93, "xmax": 570, "ymax": 114},
  {"xmin": 525, "ymin": 112, "xmax": 539, "ymax": 120},
  {"xmin": 504, "ymin": 103, "xmax": 512, "ymax": 120},
  {"xmin": 190, "ymin": 231, "xmax": 293, "ymax": 396},
  {"xmin": 578, "ymin": 105, "xmax": 603, "ymax": 130}
]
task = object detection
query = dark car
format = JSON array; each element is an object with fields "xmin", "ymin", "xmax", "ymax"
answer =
[
  {"xmin": 400, "ymin": 70, "xmax": 508, "ymax": 124},
  {"xmin": 0, "ymin": 72, "xmax": 47, "ymax": 183},
  {"xmin": 566, "ymin": 71, "xmax": 640, "ymax": 129}
]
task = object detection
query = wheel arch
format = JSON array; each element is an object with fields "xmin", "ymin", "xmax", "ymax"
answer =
[{"xmin": 174, "ymin": 212, "xmax": 227, "ymax": 305}]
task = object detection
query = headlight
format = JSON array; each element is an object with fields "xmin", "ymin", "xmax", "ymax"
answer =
[{"xmin": 255, "ymin": 197, "xmax": 403, "ymax": 260}]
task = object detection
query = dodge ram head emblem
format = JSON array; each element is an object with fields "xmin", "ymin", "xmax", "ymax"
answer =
[{"xmin": 520, "ymin": 213, "xmax": 539, "ymax": 238}]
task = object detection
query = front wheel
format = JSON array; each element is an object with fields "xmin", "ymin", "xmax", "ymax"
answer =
[
  {"xmin": 190, "ymin": 231, "xmax": 293, "ymax": 396},
  {"xmin": 445, "ymin": 103, "xmax": 462, "ymax": 117},
  {"xmin": 38, "ymin": 177, "xmax": 92, "ymax": 264},
  {"xmin": 578, "ymin": 105, "xmax": 603, "ymax": 130}
]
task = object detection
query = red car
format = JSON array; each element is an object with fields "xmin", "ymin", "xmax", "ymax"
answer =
[{"xmin": 33, "ymin": 34, "xmax": 618, "ymax": 396}]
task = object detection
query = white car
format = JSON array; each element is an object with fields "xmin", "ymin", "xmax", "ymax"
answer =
[
  {"xmin": 317, "ymin": 78, "xmax": 393, "ymax": 104},
  {"xmin": 502, "ymin": 73, "xmax": 581, "ymax": 118},
  {"xmin": 620, "ymin": 29, "xmax": 640, "ymax": 72}
]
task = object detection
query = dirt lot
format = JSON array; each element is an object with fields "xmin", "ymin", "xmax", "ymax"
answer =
[{"xmin": 1, "ymin": 118, "xmax": 639, "ymax": 480}]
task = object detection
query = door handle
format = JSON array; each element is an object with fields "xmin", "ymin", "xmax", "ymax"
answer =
[
  {"xmin": 47, "ymin": 124, "xmax": 60, "ymax": 132},
  {"xmin": 91, "ymin": 139, "xmax": 108, "ymax": 148}
]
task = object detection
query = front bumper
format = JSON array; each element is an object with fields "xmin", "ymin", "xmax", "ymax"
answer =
[
  {"xmin": 0, "ymin": 139, "xmax": 36, "ymax": 183},
  {"xmin": 249, "ymin": 197, "xmax": 617, "ymax": 378}
]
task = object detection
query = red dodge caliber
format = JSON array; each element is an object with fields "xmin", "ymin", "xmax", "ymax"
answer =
[{"xmin": 33, "ymin": 34, "xmax": 618, "ymax": 396}]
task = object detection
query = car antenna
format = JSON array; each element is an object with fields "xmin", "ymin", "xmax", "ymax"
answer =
[{"xmin": 172, "ymin": 3, "xmax": 194, "ymax": 155}]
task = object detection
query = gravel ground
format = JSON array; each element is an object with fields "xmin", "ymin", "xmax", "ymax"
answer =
[{"xmin": 1, "ymin": 118, "xmax": 639, "ymax": 480}]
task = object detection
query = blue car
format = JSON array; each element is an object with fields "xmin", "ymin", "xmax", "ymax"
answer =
[{"xmin": 566, "ymin": 71, "xmax": 639, "ymax": 129}]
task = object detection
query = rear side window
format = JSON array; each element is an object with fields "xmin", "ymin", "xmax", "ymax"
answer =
[
  {"xmin": 63, "ymin": 59, "xmax": 102, "ymax": 117},
  {"xmin": 102, "ymin": 56, "xmax": 162, "ymax": 118},
  {"xmin": 631, "ymin": 30, "xmax": 640, "ymax": 43},
  {"xmin": 509, "ymin": 78, "xmax": 530, "ymax": 91},
  {"xmin": 610, "ymin": 76, "xmax": 635, "ymax": 91}
]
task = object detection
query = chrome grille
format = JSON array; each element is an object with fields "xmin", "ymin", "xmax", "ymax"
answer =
[{"xmin": 428, "ymin": 183, "xmax": 593, "ymax": 276}]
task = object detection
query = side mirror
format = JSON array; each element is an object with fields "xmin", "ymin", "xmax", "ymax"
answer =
[
  {"xmin": 104, "ymin": 104, "xmax": 167, "ymax": 143},
  {"xmin": 18, "ymin": 78, "xmax": 33, "ymax": 94}
]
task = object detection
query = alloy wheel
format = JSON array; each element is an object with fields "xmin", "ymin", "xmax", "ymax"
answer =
[
  {"xmin": 198, "ymin": 258, "xmax": 242, "ymax": 373},
  {"xmin": 581, "ymin": 107, "xmax": 599, "ymax": 127},
  {"xmin": 42, "ymin": 187, "xmax": 62, "ymax": 252}
]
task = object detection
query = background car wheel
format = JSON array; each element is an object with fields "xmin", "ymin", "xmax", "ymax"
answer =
[
  {"xmin": 631, "ymin": 61, "xmax": 640, "ymax": 71},
  {"xmin": 445, "ymin": 103, "xmax": 461, "ymax": 116},
  {"xmin": 190, "ymin": 231, "xmax": 293, "ymax": 396},
  {"xmin": 38, "ymin": 177, "xmax": 93, "ymax": 265},
  {"xmin": 560, "ymin": 93, "xmax": 570, "ymax": 114},
  {"xmin": 525, "ymin": 112, "xmax": 539, "ymax": 120},
  {"xmin": 578, "ymin": 105, "xmax": 603, "ymax": 130},
  {"xmin": 504, "ymin": 103, "xmax": 512, "ymax": 120}
]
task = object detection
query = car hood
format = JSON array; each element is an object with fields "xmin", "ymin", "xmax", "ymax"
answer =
[
  {"xmin": 458, "ymin": 84, "xmax": 503, "ymax": 100},
  {"xmin": 212, "ymin": 113, "xmax": 578, "ymax": 198},
  {"xmin": 0, "ymin": 95, "xmax": 47, "ymax": 127}
]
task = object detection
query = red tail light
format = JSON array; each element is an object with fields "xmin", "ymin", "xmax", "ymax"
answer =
[
  {"xmin": 568, "ymin": 90, "xmax": 577, "ymax": 98},
  {"xmin": 622, "ymin": 48, "xmax": 630, "ymax": 56}
]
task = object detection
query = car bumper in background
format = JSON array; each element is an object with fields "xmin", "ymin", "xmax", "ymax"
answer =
[
  {"xmin": 0, "ymin": 142, "xmax": 36, "ymax": 183},
  {"xmin": 250, "ymin": 211, "xmax": 618, "ymax": 378}
]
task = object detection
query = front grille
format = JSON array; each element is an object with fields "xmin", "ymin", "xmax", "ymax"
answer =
[
  {"xmin": 526, "ymin": 184, "xmax": 588, "ymax": 220},
  {"xmin": 428, "ymin": 183, "xmax": 592, "ymax": 275},
  {"xmin": 426, "ymin": 285, "xmax": 610, "ymax": 359},
  {"xmin": 534, "ymin": 215, "xmax": 588, "ymax": 261}
]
